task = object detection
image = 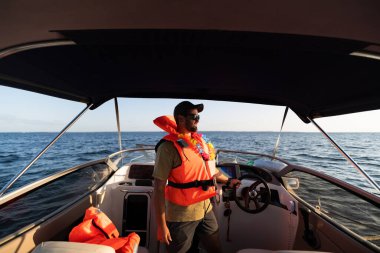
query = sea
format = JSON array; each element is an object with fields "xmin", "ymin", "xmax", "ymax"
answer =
[{"xmin": 1, "ymin": 132, "xmax": 379, "ymax": 194}]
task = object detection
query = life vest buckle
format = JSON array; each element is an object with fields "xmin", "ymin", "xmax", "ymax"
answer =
[{"xmin": 194, "ymin": 180, "xmax": 209, "ymax": 191}]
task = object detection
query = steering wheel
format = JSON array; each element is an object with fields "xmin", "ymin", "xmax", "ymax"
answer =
[{"xmin": 233, "ymin": 174, "xmax": 271, "ymax": 214}]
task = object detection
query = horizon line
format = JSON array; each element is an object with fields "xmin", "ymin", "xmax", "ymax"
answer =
[{"xmin": 1, "ymin": 131, "xmax": 379, "ymax": 133}]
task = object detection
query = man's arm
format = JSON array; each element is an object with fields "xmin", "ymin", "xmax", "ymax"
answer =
[
  {"xmin": 153, "ymin": 141, "xmax": 181, "ymax": 245},
  {"xmin": 153, "ymin": 178, "xmax": 172, "ymax": 245}
]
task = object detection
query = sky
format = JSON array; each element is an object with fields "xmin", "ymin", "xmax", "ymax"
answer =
[{"xmin": 1, "ymin": 85, "xmax": 380, "ymax": 133}]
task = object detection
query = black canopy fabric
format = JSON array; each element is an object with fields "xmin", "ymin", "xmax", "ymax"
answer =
[{"xmin": 1, "ymin": 29, "xmax": 379, "ymax": 122}]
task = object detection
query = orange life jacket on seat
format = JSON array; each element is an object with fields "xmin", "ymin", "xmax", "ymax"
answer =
[
  {"xmin": 69, "ymin": 207, "xmax": 140, "ymax": 253},
  {"xmin": 154, "ymin": 115, "xmax": 216, "ymax": 206}
]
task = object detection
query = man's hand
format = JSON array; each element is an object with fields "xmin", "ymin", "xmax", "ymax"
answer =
[
  {"xmin": 157, "ymin": 223, "xmax": 172, "ymax": 245},
  {"xmin": 215, "ymin": 172, "xmax": 241, "ymax": 188},
  {"xmin": 228, "ymin": 178, "xmax": 241, "ymax": 188}
]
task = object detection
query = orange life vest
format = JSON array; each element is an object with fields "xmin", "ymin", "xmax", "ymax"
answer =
[
  {"xmin": 69, "ymin": 207, "xmax": 140, "ymax": 253},
  {"xmin": 154, "ymin": 115, "xmax": 216, "ymax": 206}
]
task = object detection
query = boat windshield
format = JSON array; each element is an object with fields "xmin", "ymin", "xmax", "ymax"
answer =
[
  {"xmin": 108, "ymin": 147, "xmax": 156, "ymax": 166},
  {"xmin": 216, "ymin": 149, "xmax": 288, "ymax": 167}
]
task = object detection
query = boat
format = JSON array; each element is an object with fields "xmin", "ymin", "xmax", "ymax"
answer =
[{"xmin": 1, "ymin": 0, "xmax": 380, "ymax": 252}]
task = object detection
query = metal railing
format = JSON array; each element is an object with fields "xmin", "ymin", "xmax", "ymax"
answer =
[
  {"xmin": 308, "ymin": 117, "xmax": 380, "ymax": 193},
  {"xmin": 0, "ymin": 104, "xmax": 92, "ymax": 197}
]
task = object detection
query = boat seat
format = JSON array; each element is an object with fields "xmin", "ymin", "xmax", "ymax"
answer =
[
  {"xmin": 237, "ymin": 249, "xmax": 331, "ymax": 253},
  {"xmin": 32, "ymin": 241, "xmax": 115, "ymax": 253},
  {"xmin": 32, "ymin": 241, "xmax": 150, "ymax": 253}
]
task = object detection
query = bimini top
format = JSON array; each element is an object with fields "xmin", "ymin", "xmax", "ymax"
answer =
[{"xmin": 1, "ymin": 0, "xmax": 380, "ymax": 122}]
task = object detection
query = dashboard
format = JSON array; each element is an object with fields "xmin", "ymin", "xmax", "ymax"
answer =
[{"xmin": 218, "ymin": 163, "xmax": 273, "ymax": 183}]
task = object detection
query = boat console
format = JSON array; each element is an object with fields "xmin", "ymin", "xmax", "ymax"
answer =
[
  {"xmin": 126, "ymin": 164, "xmax": 154, "ymax": 186},
  {"xmin": 103, "ymin": 163, "xmax": 156, "ymax": 249}
]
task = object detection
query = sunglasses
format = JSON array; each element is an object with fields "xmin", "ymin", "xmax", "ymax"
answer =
[{"xmin": 186, "ymin": 114, "xmax": 200, "ymax": 121}]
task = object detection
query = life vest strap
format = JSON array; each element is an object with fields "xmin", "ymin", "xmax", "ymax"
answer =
[{"xmin": 168, "ymin": 179, "xmax": 214, "ymax": 191}]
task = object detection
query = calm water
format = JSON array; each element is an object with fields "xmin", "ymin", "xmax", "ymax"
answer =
[{"xmin": 0, "ymin": 132, "xmax": 379, "ymax": 193}]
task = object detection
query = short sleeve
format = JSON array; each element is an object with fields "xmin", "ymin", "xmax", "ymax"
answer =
[{"xmin": 153, "ymin": 141, "xmax": 181, "ymax": 180}]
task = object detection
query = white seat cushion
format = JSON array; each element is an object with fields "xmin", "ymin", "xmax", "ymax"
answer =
[{"xmin": 32, "ymin": 241, "xmax": 115, "ymax": 253}]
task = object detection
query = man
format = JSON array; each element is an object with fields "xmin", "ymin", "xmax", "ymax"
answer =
[{"xmin": 153, "ymin": 101, "xmax": 240, "ymax": 253}]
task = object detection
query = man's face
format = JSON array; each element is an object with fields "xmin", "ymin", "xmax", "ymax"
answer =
[{"xmin": 184, "ymin": 108, "xmax": 200, "ymax": 133}]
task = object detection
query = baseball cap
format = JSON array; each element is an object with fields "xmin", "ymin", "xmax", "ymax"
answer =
[{"xmin": 174, "ymin": 101, "xmax": 204, "ymax": 117}]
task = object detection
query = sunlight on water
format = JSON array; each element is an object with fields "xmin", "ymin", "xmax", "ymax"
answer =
[{"xmin": 0, "ymin": 132, "xmax": 379, "ymax": 193}]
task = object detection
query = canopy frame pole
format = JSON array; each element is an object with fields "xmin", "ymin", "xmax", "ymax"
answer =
[
  {"xmin": 308, "ymin": 117, "xmax": 380, "ymax": 193},
  {"xmin": 0, "ymin": 103, "xmax": 93, "ymax": 198},
  {"xmin": 272, "ymin": 106, "xmax": 288, "ymax": 158},
  {"xmin": 114, "ymin": 98, "xmax": 123, "ymax": 163}
]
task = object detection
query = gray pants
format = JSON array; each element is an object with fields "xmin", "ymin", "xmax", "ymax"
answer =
[{"xmin": 166, "ymin": 211, "xmax": 222, "ymax": 253}]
